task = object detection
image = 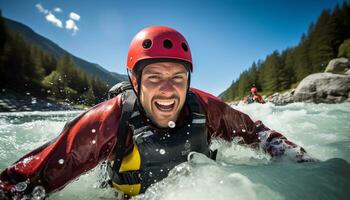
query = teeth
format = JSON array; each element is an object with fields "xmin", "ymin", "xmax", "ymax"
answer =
[{"xmin": 155, "ymin": 100, "xmax": 175, "ymax": 106}]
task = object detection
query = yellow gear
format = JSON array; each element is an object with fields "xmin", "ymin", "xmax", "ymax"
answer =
[{"xmin": 111, "ymin": 144, "xmax": 141, "ymax": 196}]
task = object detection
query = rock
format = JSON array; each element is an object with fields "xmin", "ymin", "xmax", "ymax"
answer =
[
  {"xmin": 293, "ymin": 73, "xmax": 350, "ymax": 103},
  {"xmin": 266, "ymin": 89, "xmax": 295, "ymax": 105},
  {"xmin": 345, "ymin": 69, "xmax": 350, "ymax": 75},
  {"xmin": 324, "ymin": 57, "xmax": 350, "ymax": 74},
  {"xmin": 0, "ymin": 91, "xmax": 84, "ymax": 112},
  {"xmin": 266, "ymin": 72, "xmax": 350, "ymax": 104}
]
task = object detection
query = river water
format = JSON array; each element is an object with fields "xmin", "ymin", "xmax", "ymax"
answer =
[{"xmin": 0, "ymin": 102, "xmax": 349, "ymax": 200}]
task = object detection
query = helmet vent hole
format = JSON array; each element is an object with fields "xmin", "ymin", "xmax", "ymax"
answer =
[
  {"xmin": 142, "ymin": 39, "xmax": 152, "ymax": 49},
  {"xmin": 163, "ymin": 39, "xmax": 173, "ymax": 49},
  {"xmin": 181, "ymin": 43, "xmax": 188, "ymax": 52}
]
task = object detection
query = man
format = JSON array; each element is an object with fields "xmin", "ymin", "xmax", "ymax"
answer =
[
  {"xmin": 243, "ymin": 87, "xmax": 265, "ymax": 104},
  {"xmin": 0, "ymin": 26, "xmax": 313, "ymax": 199}
]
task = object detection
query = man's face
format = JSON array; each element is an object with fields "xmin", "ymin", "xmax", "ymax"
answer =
[{"xmin": 133, "ymin": 62, "xmax": 189, "ymax": 128}]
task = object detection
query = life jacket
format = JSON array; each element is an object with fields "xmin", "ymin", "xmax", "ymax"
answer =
[
  {"xmin": 106, "ymin": 82, "xmax": 215, "ymax": 196},
  {"xmin": 246, "ymin": 94, "xmax": 262, "ymax": 104}
]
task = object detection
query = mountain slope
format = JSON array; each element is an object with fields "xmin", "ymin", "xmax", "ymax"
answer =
[{"xmin": 4, "ymin": 17, "xmax": 127, "ymax": 87}]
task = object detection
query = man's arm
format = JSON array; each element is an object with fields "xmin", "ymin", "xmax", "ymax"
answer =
[
  {"xmin": 192, "ymin": 88, "xmax": 314, "ymax": 162},
  {"xmin": 0, "ymin": 96, "xmax": 123, "ymax": 199},
  {"xmin": 255, "ymin": 95, "xmax": 265, "ymax": 104}
]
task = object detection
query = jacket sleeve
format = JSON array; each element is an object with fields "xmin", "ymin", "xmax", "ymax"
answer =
[
  {"xmin": 0, "ymin": 96, "xmax": 124, "ymax": 199},
  {"xmin": 191, "ymin": 88, "xmax": 314, "ymax": 163}
]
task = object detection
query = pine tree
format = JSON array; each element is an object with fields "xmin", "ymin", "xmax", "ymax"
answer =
[
  {"xmin": 279, "ymin": 49, "xmax": 295, "ymax": 90},
  {"xmin": 260, "ymin": 51, "xmax": 281, "ymax": 93},
  {"xmin": 338, "ymin": 38, "xmax": 350, "ymax": 58},
  {"xmin": 309, "ymin": 10, "xmax": 337, "ymax": 72},
  {"xmin": 294, "ymin": 36, "xmax": 312, "ymax": 82}
]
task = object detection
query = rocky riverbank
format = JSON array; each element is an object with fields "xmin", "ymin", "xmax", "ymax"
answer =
[
  {"xmin": 0, "ymin": 90, "xmax": 85, "ymax": 112},
  {"xmin": 267, "ymin": 57, "xmax": 350, "ymax": 105}
]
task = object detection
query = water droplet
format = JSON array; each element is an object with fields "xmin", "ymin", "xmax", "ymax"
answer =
[
  {"xmin": 15, "ymin": 182, "xmax": 27, "ymax": 192},
  {"xmin": 186, "ymin": 132, "xmax": 190, "ymax": 135},
  {"xmin": 92, "ymin": 140, "xmax": 96, "ymax": 144},
  {"xmin": 160, "ymin": 169, "xmax": 163, "ymax": 172},
  {"xmin": 149, "ymin": 172, "xmax": 153, "ymax": 177},
  {"xmin": 159, "ymin": 149, "xmax": 166, "ymax": 155},
  {"xmin": 168, "ymin": 121, "xmax": 176, "ymax": 128},
  {"xmin": 58, "ymin": 159, "xmax": 64, "ymax": 164},
  {"xmin": 91, "ymin": 129, "xmax": 96, "ymax": 133},
  {"xmin": 187, "ymin": 124, "xmax": 191, "ymax": 127},
  {"xmin": 155, "ymin": 149, "xmax": 159, "ymax": 152},
  {"xmin": 31, "ymin": 186, "xmax": 46, "ymax": 200},
  {"xmin": 233, "ymin": 130, "xmax": 236, "ymax": 133},
  {"xmin": 242, "ymin": 129, "xmax": 246, "ymax": 132}
]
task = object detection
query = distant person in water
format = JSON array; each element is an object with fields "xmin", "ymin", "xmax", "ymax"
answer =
[
  {"xmin": 243, "ymin": 87, "xmax": 265, "ymax": 104},
  {"xmin": 0, "ymin": 26, "xmax": 314, "ymax": 200}
]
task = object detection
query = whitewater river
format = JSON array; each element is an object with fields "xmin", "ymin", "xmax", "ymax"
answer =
[{"xmin": 0, "ymin": 102, "xmax": 349, "ymax": 200}]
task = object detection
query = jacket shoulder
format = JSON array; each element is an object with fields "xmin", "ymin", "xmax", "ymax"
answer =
[
  {"xmin": 190, "ymin": 88, "xmax": 225, "ymax": 107},
  {"xmin": 72, "ymin": 96, "xmax": 123, "ymax": 129}
]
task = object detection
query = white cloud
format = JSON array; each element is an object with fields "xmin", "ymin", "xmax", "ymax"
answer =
[
  {"xmin": 65, "ymin": 19, "xmax": 79, "ymax": 35},
  {"xmin": 35, "ymin": 3, "xmax": 80, "ymax": 35},
  {"xmin": 65, "ymin": 19, "xmax": 75, "ymax": 29},
  {"xmin": 69, "ymin": 12, "xmax": 80, "ymax": 21},
  {"xmin": 46, "ymin": 13, "xmax": 63, "ymax": 28},
  {"xmin": 35, "ymin": 3, "xmax": 49, "ymax": 14},
  {"xmin": 53, "ymin": 7, "xmax": 62, "ymax": 13}
]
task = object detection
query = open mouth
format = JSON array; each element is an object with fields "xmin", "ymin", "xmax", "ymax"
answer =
[{"xmin": 154, "ymin": 99, "xmax": 176, "ymax": 112}]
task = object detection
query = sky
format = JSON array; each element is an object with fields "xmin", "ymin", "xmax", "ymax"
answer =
[{"xmin": 0, "ymin": 0, "xmax": 347, "ymax": 96}]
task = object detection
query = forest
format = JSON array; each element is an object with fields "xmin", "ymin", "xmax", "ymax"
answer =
[
  {"xmin": 0, "ymin": 11, "xmax": 108, "ymax": 106},
  {"xmin": 220, "ymin": 3, "xmax": 350, "ymax": 101}
]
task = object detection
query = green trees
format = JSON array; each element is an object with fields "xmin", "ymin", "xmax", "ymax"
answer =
[
  {"xmin": 338, "ymin": 38, "xmax": 350, "ymax": 58},
  {"xmin": 0, "ymin": 13, "xmax": 109, "ymax": 106},
  {"xmin": 221, "ymin": 2, "xmax": 350, "ymax": 101},
  {"xmin": 41, "ymin": 54, "xmax": 108, "ymax": 105}
]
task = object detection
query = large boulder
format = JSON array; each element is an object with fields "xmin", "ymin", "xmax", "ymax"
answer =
[
  {"xmin": 324, "ymin": 57, "xmax": 350, "ymax": 74},
  {"xmin": 293, "ymin": 73, "xmax": 350, "ymax": 103},
  {"xmin": 346, "ymin": 69, "xmax": 350, "ymax": 75}
]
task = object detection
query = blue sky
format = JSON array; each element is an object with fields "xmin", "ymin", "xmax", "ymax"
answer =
[{"xmin": 0, "ymin": 0, "xmax": 346, "ymax": 95}]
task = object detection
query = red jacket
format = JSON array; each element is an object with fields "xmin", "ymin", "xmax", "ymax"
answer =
[{"xmin": 0, "ymin": 88, "xmax": 309, "ymax": 198}]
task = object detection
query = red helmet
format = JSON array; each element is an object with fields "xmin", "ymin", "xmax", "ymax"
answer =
[
  {"xmin": 127, "ymin": 26, "xmax": 192, "ymax": 72},
  {"xmin": 251, "ymin": 87, "xmax": 257, "ymax": 93}
]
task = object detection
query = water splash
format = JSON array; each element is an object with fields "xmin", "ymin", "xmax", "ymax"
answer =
[{"xmin": 0, "ymin": 104, "xmax": 349, "ymax": 199}]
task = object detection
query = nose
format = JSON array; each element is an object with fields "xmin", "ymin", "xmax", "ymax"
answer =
[{"xmin": 159, "ymin": 79, "xmax": 174, "ymax": 94}]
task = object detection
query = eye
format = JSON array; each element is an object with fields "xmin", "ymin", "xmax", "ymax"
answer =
[
  {"xmin": 148, "ymin": 75, "xmax": 161, "ymax": 82},
  {"xmin": 172, "ymin": 75, "xmax": 185, "ymax": 83}
]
